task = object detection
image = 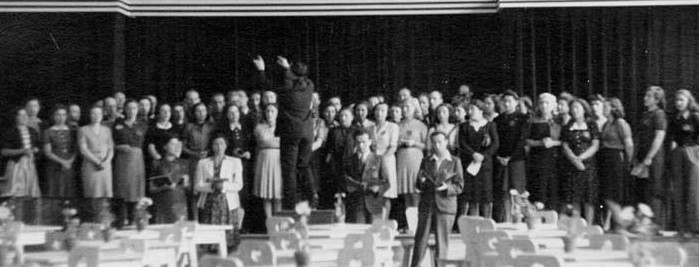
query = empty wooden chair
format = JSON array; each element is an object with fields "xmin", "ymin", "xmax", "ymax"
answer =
[
  {"xmin": 236, "ymin": 240, "xmax": 278, "ymax": 266},
  {"xmin": 200, "ymin": 255, "xmax": 244, "ymax": 267},
  {"xmin": 632, "ymin": 242, "xmax": 688, "ymax": 266},
  {"xmin": 159, "ymin": 223, "xmax": 197, "ymax": 267},
  {"xmin": 457, "ymin": 216, "xmax": 496, "ymax": 241},
  {"xmin": 337, "ymin": 233, "xmax": 393, "ymax": 267},
  {"xmin": 588, "ymin": 234, "xmax": 629, "ymax": 251},
  {"xmin": 537, "ymin": 210, "xmax": 558, "ymax": 225},
  {"xmin": 471, "ymin": 230, "xmax": 512, "ymax": 267},
  {"xmin": 495, "ymin": 239, "xmax": 537, "ymax": 266},
  {"xmin": 513, "ymin": 254, "xmax": 563, "ymax": 267}
]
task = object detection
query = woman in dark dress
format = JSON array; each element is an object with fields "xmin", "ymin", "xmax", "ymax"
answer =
[
  {"xmin": 668, "ymin": 89, "xmax": 699, "ymax": 234},
  {"xmin": 561, "ymin": 99, "xmax": 600, "ymax": 223},
  {"xmin": 598, "ymin": 97, "xmax": 633, "ymax": 228},
  {"xmin": 113, "ymin": 100, "xmax": 148, "ymax": 227},
  {"xmin": 150, "ymin": 136, "xmax": 190, "ymax": 223},
  {"xmin": 525, "ymin": 93, "xmax": 561, "ymax": 209},
  {"xmin": 146, "ymin": 104, "xmax": 182, "ymax": 164},
  {"xmin": 632, "ymin": 86, "xmax": 667, "ymax": 224},
  {"xmin": 459, "ymin": 99, "xmax": 499, "ymax": 218},
  {"xmin": 43, "ymin": 105, "xmax": 78, "ymax": 198}
]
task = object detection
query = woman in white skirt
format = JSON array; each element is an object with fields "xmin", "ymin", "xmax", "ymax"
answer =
[
  {"xmin": 254, "ymin": 104, "xmax": 282, "ymax": 218},
  {"xmin": 1, "ymin": 107, "xmax": 41, "ymax": 197}
]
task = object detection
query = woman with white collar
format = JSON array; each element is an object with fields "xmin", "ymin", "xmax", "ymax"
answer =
[{"xmin": 195, "ymin": 134, "xmax": 243, "ymax": 250}]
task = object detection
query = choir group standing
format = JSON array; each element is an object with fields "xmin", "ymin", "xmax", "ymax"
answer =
[{"xmin": 2, "ymin": 62, "xmax": 699, "ymax": 253}]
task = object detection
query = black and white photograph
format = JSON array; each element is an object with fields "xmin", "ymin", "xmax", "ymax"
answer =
[{"xmin": 0, "ymin": 0, "xmax": 698, "ymax": 266}]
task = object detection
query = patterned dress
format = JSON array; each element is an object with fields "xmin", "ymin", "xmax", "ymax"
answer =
[
  {"xmin": 561, "ymin": 121, "xmax": 599, "ymax": 205},
  {"xmin": 43, "ymin": 127, "xmax": 77, "ymax": 197}
]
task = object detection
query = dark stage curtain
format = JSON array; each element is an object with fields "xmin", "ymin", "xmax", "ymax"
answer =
[
  {"xmin": 123, "ymin": 16, "xmax": 504, "ymax": 105},
  {"xmin": 501, "ymin": 7, "xmax": 699, "ymax": 122},
  {"xmin": 4, "ymin": 8, "xmax": 699, "ymax": 126}
]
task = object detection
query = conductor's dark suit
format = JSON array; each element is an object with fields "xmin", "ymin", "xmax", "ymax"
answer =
[
  {"xmin": 258, "ymin": 66, "xmax": 315, "ymax": 208},
  {"xmin": 343, "ymin": 151, "xmax": 390, "ymax": 223},
  {"xmin": 410, "ymin": 154, "xmax": 464, "ymax": 267}
]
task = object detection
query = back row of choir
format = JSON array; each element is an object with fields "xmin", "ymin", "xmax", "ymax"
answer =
[{"xmin": 1, "ymin": 85, "xmax": 698, "ymax": 235}]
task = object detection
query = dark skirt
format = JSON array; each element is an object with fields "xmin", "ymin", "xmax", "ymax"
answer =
[
  {"xmin": 564, "ymin": 160, "xmax": 598, "ymax": 205},
  {"xmin": 527, "ymin": 148, "xmax": 558, "ymax": 206},
  {"xmin": 598, "ymin": 148, "xmax": 626, "ymax": 204},
  {"xmin": 152, "ymin": 187, "xmax": 187, "ymax": 224},
  {"xmin": 45, "ymin": 161, "xmax": 77, "ymax": 198},
  {"xmin": 670, "ymin": 146, "xmax": 699, "ymax": 232},
  {"xmin": 462, "ymin": 158, "xmax": 493, "ymax": 203}
]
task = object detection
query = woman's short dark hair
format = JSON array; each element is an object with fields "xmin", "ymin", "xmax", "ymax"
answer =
[{"xmin": 50, "ymin": 104, "xmax": 68, "ymax": 117}]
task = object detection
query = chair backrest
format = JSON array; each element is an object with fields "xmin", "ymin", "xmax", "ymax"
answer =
[
  {"xmin": 457, "ymin": 216, "xmax": 496, "ymax": 241},
  {"xmin": 495, "ymin": 239, "xmax": 537, "ymax": 265},
  {"xmin": 77, "ymin": 223, "xmax": 104, "ymax": 241},
  {"xmin": 236, "ymin": 240, "xmax": 277, "ymax": 266},
  {"xmin": 68, "ymin": 245, "xmax": 101, "ymax": 267},
  {"xmin": 537, "ymin": 210, "xmax": 558, "ymax": 225},
  {"xmin": 514, "ymin": 254, "xmax": 564, "ymax": 267},
  {"xmin": 583, "ymin": 225, "xmax": 604, "ymax": 235},
  {"xmin": 121, "ymin": 239, "xmax": 147, "ymax": 252},
  {"xmin": 368, "ymin": 219, "xmax": 398, "ymax": 242},
  {"xmin": 269, "ymin": 231, "xmax": 302, "ymax": 251},
  {"xmin": 45, "ymin": 231, "xmax": 68, "ymax": 251},
  {"xmin": 473, "ymin": 230, "xmax": 512, "ymax": 252},
  {"xmin": 557, "ymin": 216, "xmax": 587, "ymax": 237},
  {"xmin": 632, "ymin": 242, "xmax": 688, "ymax": 266},
  {"xmin": 200, "ymin": 255, "xmax": 245, "ymax": 267},
  {"xmin": 337, "ymin": 233, "xmax": 392, "ymax": 267},
  {"xmin": 265, "ymin": 216, "xmax": 295, "ymax": 235},
  {"xmin": 588, "ymin": 234, "xmax": 629, "ymax": 251}
]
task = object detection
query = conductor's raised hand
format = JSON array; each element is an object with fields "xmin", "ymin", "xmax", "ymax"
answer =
[
  {"xmin": 253, "ymin": 55, "xmax": 265, "ymax": 71},
  {"xmin": 277, "ymin": 56, "xmax": 290, "ymax": 69}
]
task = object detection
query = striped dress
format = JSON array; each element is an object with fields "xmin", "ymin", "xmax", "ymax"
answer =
[{"xmin": 253, "ymin": 123, "xmax": 282, "ymax": 199}]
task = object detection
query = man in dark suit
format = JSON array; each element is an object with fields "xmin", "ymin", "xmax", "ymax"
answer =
[
  {"xmin": 343, "ymin": 129, "xmax": 390, "ymax": 223},
  {"xmin": 254, "ymin": 55, "xmax": 316, "ymax": 209},
  {"xmin": 411, "ymin": 131, "xmax": 464, "ymax": 267}
]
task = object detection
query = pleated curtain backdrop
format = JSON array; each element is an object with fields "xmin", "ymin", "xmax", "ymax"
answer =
[
  {"xmin": 5, "ymin": 7, "xmax": 699, "ymax": 127},
  {"xmin": 500, "ymin": 7, "xmax": 699, "ymax": 122}
]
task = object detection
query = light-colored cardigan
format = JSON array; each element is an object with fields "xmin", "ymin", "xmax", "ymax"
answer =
[{"xmin": 194, "ymin": 156, "xmax": 243, "ymax": 210}]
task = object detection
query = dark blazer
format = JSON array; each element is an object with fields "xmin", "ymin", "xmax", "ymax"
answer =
[
  {"xmin": 257, "ymin": 69, "xmax": 314, "ymax": 139},
  {"xmin": 344, "ymin": 151, "xmax": 390, "ymax": 215},
  {"xmin": 416, "ymin": 154, "xmax": 464, "ymax": 214}
]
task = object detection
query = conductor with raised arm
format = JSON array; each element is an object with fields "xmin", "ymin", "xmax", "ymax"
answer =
[
  {"xmin": 253, "ymin": 55, "xmax": 316, "ymax": 209},
  {"xmin": 411, "ymin": 131, "xmax": 464, "ymax": 267}
]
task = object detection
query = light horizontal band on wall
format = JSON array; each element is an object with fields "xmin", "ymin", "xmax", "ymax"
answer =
[{"xmin": 0, "ymin": 0, "xmax": 698, "ymax": 16}]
